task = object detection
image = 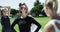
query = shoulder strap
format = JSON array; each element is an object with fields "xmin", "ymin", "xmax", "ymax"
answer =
[{"xmin": 52, "ymin": 22, "xmax": 59, "ymax": 32}]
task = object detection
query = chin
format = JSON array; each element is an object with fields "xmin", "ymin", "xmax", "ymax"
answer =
[
  {"xmin": 6, "ymin": 14, "xmax": 8, "ymax": 15},
  {"xmin": 47, "ymin": 14, "xmax": 50, "ymax": 16},
  {"xmin": 5, "ymin": 15, "xmax": 8, "ymax": 16}
]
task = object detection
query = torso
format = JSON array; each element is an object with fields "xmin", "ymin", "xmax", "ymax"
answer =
[
  {"xmin": 49, "ymin": 19, "xmax": 60, "ymax": 32},
  {"xmin": 1, "ymin": 16, "xmax": 11, "ymax": 28},
  {"xmin": 1, "ymin": 16, "xmax": 11, "ymax": 32},
  {"xmin": 16, "ymin": 16, "xmax": 32, "ymax": 32}
]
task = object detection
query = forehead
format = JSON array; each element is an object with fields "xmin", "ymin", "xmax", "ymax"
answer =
[{"xmin": 20, "ymin": 5, "xmax": 27, "ymax": 8}]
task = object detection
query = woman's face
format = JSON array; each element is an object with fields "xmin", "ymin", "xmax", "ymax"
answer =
[
  {"xmin": 43, "ymin": 6, "xmax": 53, "ymax": 16},
  {"xmin": 2, "ymin": 9, "xmax": 9, "ymax": 16},
  {"xmin": 19, "ymin": 5, "xmax": 28, "ymax": 17}
]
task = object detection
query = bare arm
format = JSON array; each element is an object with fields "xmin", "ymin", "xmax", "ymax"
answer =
[{"xmin": 44, "ymin": 23, "xmax": 55, "ymax": 32}]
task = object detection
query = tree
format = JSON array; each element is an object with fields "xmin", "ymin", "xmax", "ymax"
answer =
[
  {"xmin": 41, "ymin": 10, "xmax": 47, "ymax": 16},
  {"xmin": 30, "ymin": 0, "xmax": 43, "ymax": 16},
  {"xmin": 34, "ymin": 0, "xmax": 41, "ymax": 6},
  {"xmin": 10, "ymin": 9, "xmax": 19, "ymax": 15},
  {"xmin": 31, "ymin": 4, "xmax": 43, "ymax": 16}
]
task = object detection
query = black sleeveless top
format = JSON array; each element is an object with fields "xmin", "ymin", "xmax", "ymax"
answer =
[{"xmin": 1, "ymin": 16, "xmax": 11, "ymax": 32}]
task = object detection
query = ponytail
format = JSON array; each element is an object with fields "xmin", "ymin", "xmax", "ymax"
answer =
[{"xmin": 45, "ymin": 0, "xmax": 58, "ymax": 11}]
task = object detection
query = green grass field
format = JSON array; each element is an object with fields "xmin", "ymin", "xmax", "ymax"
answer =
[{"xmin": 0, "ymin": 17, "xmax": 50, "ymax": 32}]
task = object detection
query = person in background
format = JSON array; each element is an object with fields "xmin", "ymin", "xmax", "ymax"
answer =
[
  {"xmin": 1, "ymin": 8, "xmax": 11, "ymax": 32},
  {"xmin": 43, "ymin": 0, "xmax": 60, "ymax": 32},
  {"xmin": 11, "ymin": 3, "xmax": 41, "ymax": 32}
]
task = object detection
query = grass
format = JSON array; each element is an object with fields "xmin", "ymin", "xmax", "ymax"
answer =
[
  {"xmin": 0, "ymin": 17, "xmax": 50, "ymax": 32},
  {"xmin": 34, "ymin": 17, "xmax": 50, "ymax": 32}
]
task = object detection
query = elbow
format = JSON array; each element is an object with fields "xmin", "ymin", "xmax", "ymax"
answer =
[
  {"xmin": 37, "ymin": 24, "xmax": 42, "ymax": 29},
  {"xmin": 40, "ymin": 25, "xmax": 42, "ymax": 28}
]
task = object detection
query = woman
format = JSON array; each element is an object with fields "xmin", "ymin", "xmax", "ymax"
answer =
[
  {"xmin": 11, "ymin": 3, "xmax": 41, "ymax": 32},
  {"xmin": 43, "ymin": 0, "xmax": 60, "ymax": 32},
  {"xmin": 1, "ymin": 8, "xmax": 11, "ymax": 32}
]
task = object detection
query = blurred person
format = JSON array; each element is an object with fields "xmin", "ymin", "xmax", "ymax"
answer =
[
  {"xmin": 43, "ymin": 0, "xmax": 60, "ymax": 32},
  {"xmin": 1, "ymin": 8, "xmax": 11, "ymax": 32},
  {"xmin": 11, "ymin": 3, "xmax": 41, "ymax": 32}
]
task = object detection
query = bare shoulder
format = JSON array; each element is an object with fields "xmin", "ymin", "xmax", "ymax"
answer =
[{"xmin": 44, "ymin": 22, "xmax": 55, "ymax": 32}]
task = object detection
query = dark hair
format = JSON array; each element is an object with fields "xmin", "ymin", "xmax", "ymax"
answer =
[
  {"xmin": 1, "ymin": 10, "xmax": 4, "ymax": 16},
  {"xmin": 19, "ymin": 3, "xmax": 28, "ymax": 8},
  {"xmin": 19, "ymin": 3, "xmax": 25, "ymax": 7},
  {"xmin": 19, "ymin": 3, "xmax": 28, "ymax": 13}
]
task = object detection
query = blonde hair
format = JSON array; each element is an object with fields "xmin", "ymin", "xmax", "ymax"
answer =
[
  {"xmin": 1, "ymin": 8, "xmax": 8, "ymax": 16},
  {"xmin": 45, "ymin": 0, "xmax": 58, "ymax": 12}
]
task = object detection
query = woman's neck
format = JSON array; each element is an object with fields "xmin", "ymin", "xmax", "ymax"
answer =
[
  {"xmin": 21, "ymin": 15, "xmax": 27, "ymax": 19},
  {"xmin": 2, "ymin": 15, "xmax": 8, "ymax": 18},
  {"xmin": 50, "ymin": 14, "xmax": 60, "ymax": 20}
]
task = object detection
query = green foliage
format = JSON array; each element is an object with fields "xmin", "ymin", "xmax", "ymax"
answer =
[
  {"xmin": 30, "ymin": 0, "xmax": 46, "ymax": 16},
  {"xmin": 31, "ymin": 4, "xmax": 43, "ymax": 13},
  {"xmin": 31, "ymin": 4, "xmax": 43, "ymax": 16},
  {"xmin": 10, "ymin": 9, "xmax": 19, "ymax": 15},
  {"xmin": 41, "ymin": 10, "xmax": 47, "ymax": 16},
  {"xmin": 34, "ymin": 0, "xmax": 40, "ymax": 6}
]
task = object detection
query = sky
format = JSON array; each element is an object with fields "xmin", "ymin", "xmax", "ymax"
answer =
[
  {"xmin": 0, "ymin": 0, "xmax": 45, "ymax": 10},
  {"xmin": 0, "ymin": 0, "xmax": 60, "ymax": 14}
]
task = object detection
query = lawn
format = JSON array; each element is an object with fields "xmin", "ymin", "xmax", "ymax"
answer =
[{"xmin": 0, "ymin": 17, "xmax": 50, "ymax": 32}]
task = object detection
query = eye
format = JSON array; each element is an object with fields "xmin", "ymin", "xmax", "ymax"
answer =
[
  {"xmin": 25, "ymin": 8, "xmax": 28, "ymax": 10},
  {"xmin": 20, "ymin": 7, "xmax": 23, "ymax": 9}
]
